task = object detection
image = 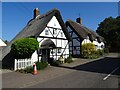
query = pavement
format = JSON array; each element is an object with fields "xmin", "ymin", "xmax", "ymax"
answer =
[{"xmin": 2, "ymin": 53, "xmax": 120, "ymax": 88}]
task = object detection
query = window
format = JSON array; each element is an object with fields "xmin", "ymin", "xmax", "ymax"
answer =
[
  {"xmin": 61, "ymin": 32, "xmax": 63, "ymax": 37},
  {"xmin": 53, "ymin": 28, "xmax": 57, "ymax": 35},
  {"xmin": 74, "ymin": 46, "xmax": 76, "ymax": 50},
  {"xmin": 45, "ymin": 29, "xmax": 49, "ymax": 35},
  {"xmin": 101, "ymin": 45, "xmax": 104, "ymax": 48},
  {"xmin": 51, "ymin": 49, "xmax": 55, "ymax": 54},
  {"xmin": 58, "ymin": 49, "xmax": 61, "ymax": 53}
]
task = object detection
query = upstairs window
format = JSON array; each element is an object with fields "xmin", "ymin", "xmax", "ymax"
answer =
[
  {"xmin": 45, "ymin": 29, "xmax": 49, "ymax": 35},
  {"xmin": 53, "ymin": 28, "xmax": 57, "ymax": 35},
  {"xmin": 61, "ymin": 32, "xmax": 63, "ymax": 37}
]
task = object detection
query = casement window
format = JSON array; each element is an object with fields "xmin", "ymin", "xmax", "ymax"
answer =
[
  {"xmin": 45, "ymin": 29, "xmax": 49, "ymax": 35},
  {"xmin": 74, "ymin": 46, "xmax": 76, "ymax": 50},
  {"xmin": 51, "ymin": 49, "xmax": 55, "ymax": 54},
  {"xmin": 101, "ymin": 45, "xmax": 104, "ymax": 48},
  {"xmin": 61, "ymin": 32, "xmax": 63, "ymax": 37},
  {"xmin": 53, "ymin": 28, "xmax": 57, "ymax": 35},
  {"xmin": 58, "ymin": 49, "xmax": 61, "ymax": 53}
]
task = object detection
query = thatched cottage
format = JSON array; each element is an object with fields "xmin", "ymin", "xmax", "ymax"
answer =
[
  {"xmin": 66, "ymin": 18, "xmax": 105, "ymax": 57},
  {"xmin": 2, "ymin": 8, "xmax": 71, "ymax": 70}
]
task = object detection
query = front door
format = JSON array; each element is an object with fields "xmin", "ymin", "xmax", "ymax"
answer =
[{"xmin": 41, "ymin": 49, "xmax": 50, "ymax": 62}]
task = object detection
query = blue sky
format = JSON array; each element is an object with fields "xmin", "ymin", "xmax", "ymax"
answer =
[{"xmin": 2, "ymin": 2, "xmax": 118, "ymax": 41}]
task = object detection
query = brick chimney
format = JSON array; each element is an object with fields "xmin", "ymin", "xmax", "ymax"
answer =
[
  {"xmin": 34, "ymin": 8, "xmax": 40, "ymax": 19},
  {"xmin": 76, "ymin": 17, "xmax": 82, "ymax": 24}
]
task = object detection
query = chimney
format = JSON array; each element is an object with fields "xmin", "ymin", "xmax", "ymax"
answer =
[
  {"xmin": 34, "ymin": 8, "xmax": 40, "ymax": 19},
  {"xmin": 76, "ymin": 17, "xmax": 82, "ymax": 24}
]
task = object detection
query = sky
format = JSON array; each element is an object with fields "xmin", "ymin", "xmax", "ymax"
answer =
[{"xmin": 2, "ymin": 2, "xmax": 118, "ymax": 41}]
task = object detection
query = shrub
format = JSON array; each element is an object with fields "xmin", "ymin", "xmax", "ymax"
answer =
[
  {"xmin": 24, "ymin": 66, "xmax": 33, "ymax": 73},
  {"xmin": 65, "ymin": 55, "xmax": 73, "ymax": 63},
  {"xmin": 50, "ymin": 60, "xmax": 61, "ymax": 66},
  {"xmin": 97, "ymin": 49, "xmax": 104, "ymax": 56},
  {"xmin": 16, "ymin": 66, "xmax": 33, "ymax": 74},
  {"xmin": 11, "ymin": 37, "xmax": 39, "ymax": 59},
  {"xmin": 81, "ymin": 43, "xmax": 96, "ymax": 58},
  {"xmin": 103, "ymin": 48, "xmax": 109, "ymax": 53},
  {"xmin": 35, "ymin": 61, "xmax": 48, "ymax": 70}
]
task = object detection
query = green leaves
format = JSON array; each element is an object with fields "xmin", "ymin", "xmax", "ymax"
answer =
[
  {"xmin": 96, "ymin": 16, "xmax": 120, "ymax": 52},
  {"xmin": 81, "ymin": 43, "xmax": 96, "ymax": 59},
  {"xmin": 11, "ymin": 37, "xmax": 39, "ymax": 59}
]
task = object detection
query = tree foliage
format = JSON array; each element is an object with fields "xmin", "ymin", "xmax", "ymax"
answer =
[
  {"xmin": 96, "ymin": 16, "xmax": 120, "ymax": 52},
  {"xmin": 11, "ymin": 37, "xmax": 39, "ymax": 59}
]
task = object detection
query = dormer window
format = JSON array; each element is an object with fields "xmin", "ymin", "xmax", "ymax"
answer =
[{"xmin": 45, "ymin": 29, "xmax": 49, "ymax": 35}]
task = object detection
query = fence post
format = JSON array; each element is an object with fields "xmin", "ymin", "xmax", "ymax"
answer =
[{"xmin": 14, "ymin": 59, "xmax": 17, "ymax": 71}]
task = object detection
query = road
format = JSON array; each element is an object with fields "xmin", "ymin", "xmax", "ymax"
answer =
[{"xmin": 29, "ymin": 54, "xmax": 120, "ymax": 88}]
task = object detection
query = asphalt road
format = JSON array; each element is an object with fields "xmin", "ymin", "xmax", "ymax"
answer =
[{"xmin": 29, "ymin": 55, "xmax": 120, "ymax": 88}]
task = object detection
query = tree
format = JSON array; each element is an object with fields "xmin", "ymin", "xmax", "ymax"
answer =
[
  {"xmin": 96, "ymin": 16, "xmax": 120, "ymax": 52},
  {"xmin": 11, "ymin": 37, "xmax": 39, "ymax": 59}
]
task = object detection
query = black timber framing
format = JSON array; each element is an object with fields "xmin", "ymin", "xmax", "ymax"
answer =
[
  {"xmin": 38, "ymin": 26, "xmax": 68, "ymax": 60},
  {"xmin": 69, "ymin": 30, "xmax": 81, "ymax": 57}
]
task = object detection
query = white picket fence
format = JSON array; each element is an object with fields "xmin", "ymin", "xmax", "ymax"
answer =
[{"xmin": 14, "ymin": 58, "xmax": 33, "ymax": 71}]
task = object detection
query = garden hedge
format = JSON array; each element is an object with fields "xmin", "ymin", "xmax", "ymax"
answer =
[{"xmin": 11, "ymin": 37, "xmax": 39, "ymax": 59}]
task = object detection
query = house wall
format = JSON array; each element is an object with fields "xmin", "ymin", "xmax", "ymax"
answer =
[
  {"xmin": 67, "ymin": 26, "xmax": 81, "ymax": 56},
  {"xmin": 92, "ymin": 38, "xmax": 105, "ymax": 50},
  {"xmin": 98, "ymin": 42, "xmax": 105, "ymax": 49},
  {"xmin": 81, "ymin": 36, "xmax": 91, "ymax": 45},
  {"xmin": 31, "ymin": 16, "xmax": 69, "ymax": 62},
  {"xmin": 0, "ymin": 39, "xmax": 7, "ymax": 47}
]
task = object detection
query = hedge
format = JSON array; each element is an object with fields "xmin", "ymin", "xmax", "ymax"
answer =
[{"xmin": 11, "ymin": 37, "xmax": 39, "ymax": 59}]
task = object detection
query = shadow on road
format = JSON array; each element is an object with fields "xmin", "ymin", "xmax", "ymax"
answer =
[{"xmin": 59, "ymin": 57, "xmax": 120, "ymax": 76}]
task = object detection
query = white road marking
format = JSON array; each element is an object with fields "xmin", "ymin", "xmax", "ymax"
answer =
[{"xmin": 103, "ymin": 67, "xmax": 119, "ymax": 80}]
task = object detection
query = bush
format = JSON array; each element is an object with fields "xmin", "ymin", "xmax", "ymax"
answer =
[
  {"xmin": 11, "ymin": 37, "xmax": 39, "ymax": 59},
  {"xmin": 35, "ymin": 61, "xmax": 48, "ymax": 70},
  {"xmin": 16, "ymin": 66, "xmax": 33, "ymax": 74},
  {"xmin": 103, "ymin": 48, "xmax": 109, "ymax": 53},
  {"xmin": 97, "ymin": 49, "xmax": 104, "ymax": 56},
  {"xmin": 65, "ymin": 55, "xmax": 73, "ymax": 63},
  {"xmin": 24, "ymin": 66, "xmax": 33, "ymax": 73},
  {"xmin": 50, "ymin": 60, "xmax": 61, "ymax": 66},
  {"xmin": 81, "ymin": 43, "xmax": 96, "ymax": 58}
]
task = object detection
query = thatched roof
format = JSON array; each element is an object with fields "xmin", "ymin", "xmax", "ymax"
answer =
[
  {"xmin": 2, "ymin": 8, "xmax": 71, "ymax": 61},
  {"xmin": 66, "ymin": 19, "xmax": 104, "ymax": 43}
]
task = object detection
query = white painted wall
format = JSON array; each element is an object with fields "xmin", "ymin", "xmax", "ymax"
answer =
[
  {"xmin": 31, "ymin": 16, "xmax": 69, "ymax": 62},
  {"xmin": 31, "ymin": 51, "xmax": 39, "ymax": 62},
  {"xmin": 0, "ymin": 39, "xmax": 7, "ymax": 47},
  {"xmin": 93, "ymin": 39, "xmax": 105, "ymax": 50},
  {"xmin": 81, "ymin": 38, "xmax": 91, "ymax": 45},
  {"xmin": 98, "ymin": 42, "xmax": 105, "ymax": 49},
  {"xmin": 47, "ymin": 16, "xmax": 62, "ymax": 29}
]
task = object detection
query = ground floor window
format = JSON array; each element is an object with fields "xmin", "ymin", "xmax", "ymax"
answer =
[{"xmin": 58, "ymin": 49, "xmax": 61, "ymax": 53}]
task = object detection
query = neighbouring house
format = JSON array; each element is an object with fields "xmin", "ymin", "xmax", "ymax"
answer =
[
  {"xmin": 66, "ymin": 17, "xmax": 105, "ymax": 57},
  {"xmin": 0, "ymin": 38, "xmax": 7, "ymax": 48},
  {"xmin": 0, "ymin": 38, "xmax": 7, "ymax": 61},
  {"xmin": 2, "ymin": 8, "xmax": 71, "ymax": 70}
]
